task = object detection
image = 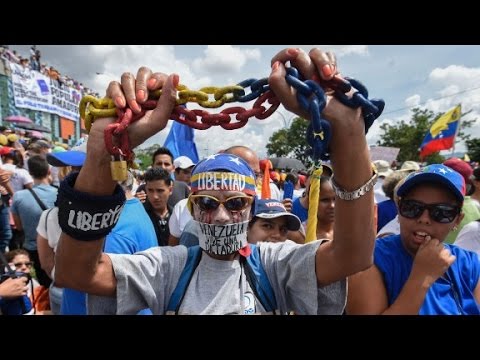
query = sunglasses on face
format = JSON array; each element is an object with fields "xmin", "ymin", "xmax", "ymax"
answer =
[
  {"xmin": 11, "ymin": 262, "xmax": 33, "ymax": 268},
  {"xmin": 190, "ymin": 194, "xmax": 253, "ymax": 212},
  {"xmin": 398, "ymin": 199, "xmax": 461, "ymax": 224}
]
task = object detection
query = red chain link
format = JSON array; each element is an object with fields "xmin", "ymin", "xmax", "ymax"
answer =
[{"xmin": 104, "ymin": 90, "xmax": 280, "ymax": 159}]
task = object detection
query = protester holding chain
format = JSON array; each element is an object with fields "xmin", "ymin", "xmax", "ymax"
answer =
[{"xmin": 54, "ymin": 47, "xmax": 381, "ymax": 314}]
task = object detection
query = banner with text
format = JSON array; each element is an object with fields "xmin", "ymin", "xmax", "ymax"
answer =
[{"xmin": 9, "ymin": 63, "xmax": 81, "ymax": 121}]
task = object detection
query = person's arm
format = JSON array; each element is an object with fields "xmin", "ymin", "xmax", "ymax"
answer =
[
  {"xmin": 269, "ymin": 48, "xmax": 375, "ymax": 286},
  {"xmin": 0, "ymin": 277, "xmax": 28, "ymax": 298},
  {"xmin": 0, "ymin": 168, "xmax": 13, "ymax": 195},
  {"xmin": 168, "ymin": 234, "xmax": 180, "ymax": 246},
  {"xmin": 474, "ymin": 278, "xmax": 480, "ymax": 304},
  {"xmin": 287, "ymin": 230, "xmax": 305, "ymax": 244},
  {"xmin": 36, "ymin": 234, "xmax": 55, "ymax": 279},
  {"xmin": 55, "ymin": 70, "xmax": 179, "ymax": 296},
  {"xmin": 348, "ymin": 236, "xmax": 456, "ymax": 314},
  {"xmin": 347, "ymin": 264, "xmax": 438, "ymax": 315},
  {"xmin": 346, "ymin": 266, "xmax": 389, "ymax": 314},
  {"xmin": 12, "ymin": 213, "xmax": 23, "ymax": 232}
]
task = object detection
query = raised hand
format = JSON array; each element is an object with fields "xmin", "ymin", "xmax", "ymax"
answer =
[
  {"xmin": 0, "ymin": 276, "xmax": 28, "ymax": 298},
  {"xmin": 88, "ymin": 68, "xmax": 179, "ymax": 156},
  {"xmin": 410, "ymin": 235, "xmax": 456, "ymax": 288}
]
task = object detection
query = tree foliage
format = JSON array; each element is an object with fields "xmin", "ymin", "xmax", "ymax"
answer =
[
  {"xmin": 266, "ymin": 117, "xmax": 312, "ymax": 166},
  {"xmin": 466, "ymin": 138, "xmax": 480, "ymax": 162},
  {"xmin": 377, "ymin": 107, "xmax": 474, "ymax": 163},
  {"xmin": 134, "ymin": 144, "xmax": 160, "ymax": 170}
]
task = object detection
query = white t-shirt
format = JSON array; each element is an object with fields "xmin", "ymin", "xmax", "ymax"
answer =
[
  {"xmin": 374, "ymin": 178, "xmax": 388, "ymax": 204},
  {"xmin": 168, "ymin": 198, "xmax": 192, "ymax": 238},
  {"xmin": 36, "ymin": 207, "xmax": 61, "ymax": 279},
  {"xmin": 377, "ymin": 215, "xmax": 400, "ymax": 238},
  {"xmin": 454, "ymin": 221, "xmax": 480, "ymax": 256},
  {"xmin": 1, "ymin": 164, "xmax": 33, "ymax": 193},
  {"xmin": 36, "ymin": 207, "xmax": 61, "ymax": 251}
]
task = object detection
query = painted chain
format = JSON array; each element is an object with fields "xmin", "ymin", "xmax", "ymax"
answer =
[
  {"xmin": 285, "ymin": 68, "xmax": 385, "ymax": 161},
  {"xmin": 79, "ymin": 68, "xmax": 385, "ymax": 162}
]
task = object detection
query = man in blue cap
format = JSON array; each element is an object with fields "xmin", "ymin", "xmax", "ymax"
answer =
[{"xmin": 55, "ymin": 47, "xmax": 378, "ymax": 314}]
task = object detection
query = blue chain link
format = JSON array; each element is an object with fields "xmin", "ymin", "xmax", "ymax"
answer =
[
  {"xmin": 286, "ymin": 67, "xmax": 385, "ymax": 161},
  {"xmin": 231, "ymin": 67, "xmax": 385, "ymax": 162}
]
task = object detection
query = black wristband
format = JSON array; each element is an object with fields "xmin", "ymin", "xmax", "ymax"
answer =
[{"xmin": 57, "ymin": 172, "xmax": 126, "ymax": 241}]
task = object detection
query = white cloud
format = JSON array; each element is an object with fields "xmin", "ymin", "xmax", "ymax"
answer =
[
  {"xmin": 405, "ymin": 94, "xmax": 421, "ymax": 107},
  {"xmin": 192, "ymin": 45, "xmax": 261, "ymax": 74},
  {"xmin": 429, "ymin": 65, "xmax": 480, "ymax": 87}
]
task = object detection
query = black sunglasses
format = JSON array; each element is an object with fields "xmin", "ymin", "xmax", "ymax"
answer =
[
  {"xmin": 398, "ymin": 199, "xmax": 461, "ymax": 224},
  {"xmin": 12, "ymin": 261, "xmax": 33, "ymax": 268},
  {"xmin": 190, "ymin": 195, "xmax": 253, "ymax": 212}
]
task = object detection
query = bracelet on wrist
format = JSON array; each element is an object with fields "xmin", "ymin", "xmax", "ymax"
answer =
[
  {"xmin": 56, "ymin": 172, "xmax": 126, "ymax": 241},
  {"xmin": 331, "ymin": 169, "xmax": 378, "ymax": 201}
]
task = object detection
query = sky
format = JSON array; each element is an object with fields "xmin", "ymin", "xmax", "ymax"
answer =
[{"xmin": 8, "ymin": 45, "xmax": 480, "ymax": 159}]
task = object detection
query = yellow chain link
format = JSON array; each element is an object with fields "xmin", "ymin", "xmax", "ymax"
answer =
[
  {"xmin": 79, "ymin": 95, "xmax": 116, "ymax": 132},
  {"xmin": 79, "ymin": 83, "xmax": 246, "ymax": 131}
]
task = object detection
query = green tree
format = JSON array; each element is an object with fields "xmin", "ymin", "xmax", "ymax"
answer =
[
  {"xmin": 377, "ymin": 107, "xmax": 474, "ymax": 163},
  {"xmin": 466, "ymin": 138, "xmax": 480, "ymax": 162},
  {"xmin": 135, "ymin": 144, "xmax": 161, "ymax": 170},
  {"xmin": 266, "ymin": 117, "xmax": 312, "ymax": 166}
]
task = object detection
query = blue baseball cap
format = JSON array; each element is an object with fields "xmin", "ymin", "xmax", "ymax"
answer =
[
  {"xmin": 396, "ymin": 164, "xmax": 465, "ymax": 203},
  {"xmin": 254, "ymin": 199, "xmax": 301, "ymax": 231},
  {"xmin": 190, "ymin": 153, "xmax": 256, "ymax": 196},
  {"xmin": 47, "ymin": 151, "xmax": 86, "ymax": 167}
]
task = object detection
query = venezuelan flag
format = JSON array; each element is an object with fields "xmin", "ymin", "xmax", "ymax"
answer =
[{"xmin": 419, "ymin": 105, "xmax": 461, "ymax": 159}]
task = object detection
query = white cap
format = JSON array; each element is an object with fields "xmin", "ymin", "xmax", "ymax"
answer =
[
  {"xmin": 174, "ymin": 156, "xmax": 196, "ymax": 169},
  {"xmin": 373, "ymin": 160, "xmax": 393, "ymax": 178}
]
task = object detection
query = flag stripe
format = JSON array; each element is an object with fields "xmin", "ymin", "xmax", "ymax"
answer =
[{"xmin": 419, "ymin": 105, "xmax": 461, "ymax": 158}]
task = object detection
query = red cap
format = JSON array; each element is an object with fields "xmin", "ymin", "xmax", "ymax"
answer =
[
  {"xmin": 443, "ymin": 158, "xmax": 473, "ymax": 182},
  {"xmin": 0, "ymin": 146, "xmax": 13, "ymax": 156}
]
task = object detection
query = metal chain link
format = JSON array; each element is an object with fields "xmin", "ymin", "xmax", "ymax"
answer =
[{"xmin": 78, "ymin": 67, "xmax": 385, "ymax": 162}]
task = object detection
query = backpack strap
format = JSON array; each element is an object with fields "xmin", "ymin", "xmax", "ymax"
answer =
[
  {"xmin": 166, "ymin": 246, "xmax": 202, "ymax": 314},
  {"xmin": 28, "ymin": 188, "xmax": 48, "ymax": 211},
  {"xmin": 242, "ymin": 244, "xmax": 277, "ymax": 314}
]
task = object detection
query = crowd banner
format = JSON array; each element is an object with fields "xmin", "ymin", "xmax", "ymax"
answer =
[
  {"xmin": 369, "ymin": 145, "xmax": 400, "ymax": 164},
  {"xmin": 9, "ymin": 63, "xmax": 81, "ymax": 122}
]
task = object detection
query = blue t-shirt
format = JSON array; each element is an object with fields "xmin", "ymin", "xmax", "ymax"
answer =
[
  {"xmin": 376, "ymin": 199, "xmax": 397, "ymax": 232},
  {"xmin": 11, "ymin": 184, "xmax": 58, "ymax": 251},
  {"xmin": 61, "ymin": 198, "xmax": 158, "ymax": 315},
  {"xmin": 291, "ymin": 197, "xmax": 308, "ymax": 223},
  {"xmin": 375, "ymin": 234, "xmax": 480, "ymax": 315}
]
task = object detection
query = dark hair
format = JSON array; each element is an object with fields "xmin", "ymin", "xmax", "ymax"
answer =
[
  {"xmin": 4, "ymin": 249, "xmax": 30, "ymax": 263},
  {"xmin": 285, "ymin": 172, "xmax": 298, "ymax": 185},
  {"xmin": 12, "ymin": 150, "xmax": 25, "ymax": 168},
  {"xmin": 152, "ymin": 147, "xmax": 174, "ymax": 164},
  {"xmin": 27, "ymin": 155, "xmax": 49, "ymax": 179},
  {"xmin": 144, "ymin": 167, "xmax": 172, "ymax": 186},
  {"xmin": 473, "ymin": 167, "xmax": 480, "ymax": 181}
]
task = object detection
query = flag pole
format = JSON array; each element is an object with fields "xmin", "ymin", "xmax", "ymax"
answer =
[{"xmin": 451, "ymin": 103, "xmax": 462, "ymax": 156}]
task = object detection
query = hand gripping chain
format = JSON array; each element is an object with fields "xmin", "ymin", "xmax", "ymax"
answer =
[{"xmin": 78, "ymin": 67, "xmax": 385, "ymax": 168}]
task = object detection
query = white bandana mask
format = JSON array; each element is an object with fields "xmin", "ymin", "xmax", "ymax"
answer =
[{"xmin": 195, "ymin": 220, "xmax": 249, "ymax": 255}]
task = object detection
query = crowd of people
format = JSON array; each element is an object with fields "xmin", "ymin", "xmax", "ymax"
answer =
[
  {"xmin": 0, "ymin": 45, "xmax": 100, "ymax": 98},
  {"xmin": 0, "ymin": 46, "xmax": 479, "ymax": 315}
]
